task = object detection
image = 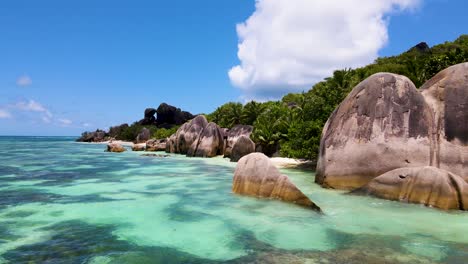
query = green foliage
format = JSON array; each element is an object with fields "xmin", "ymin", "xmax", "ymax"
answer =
[
  {"xmin": 240, "ymin": 101, "xmax": 266, "ymax": 125},
  {"xmin": 152, "ymin": 127, "xmax": 179, "ymax": 139},
  {"xmin": 251, "ymin": 103, "xmax": 289, "ymax": 156},
  {"xmin": 207, "ymin": 102, "xmax": 244, "ymax": 128}
]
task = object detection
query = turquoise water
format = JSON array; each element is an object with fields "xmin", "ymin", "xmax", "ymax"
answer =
[{"xmin": 0, "ymin": 137, "xmax": 467, "ymax": 263}]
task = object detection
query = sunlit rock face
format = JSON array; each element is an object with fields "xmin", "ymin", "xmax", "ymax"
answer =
[
  {"xmin": 187, "ymin": 122, "xmax": 224, "ymax": 158},
  {"xmin": 107, "ymin": 143, "xmax": 126, "ymax": 153},
  {"xmin": 316, "ymin": 73, "xmax": 434, "ymax": 190},
  {"xmin": 233, "ymin": 153, "xmax": 321, "ymax": 211},
  {"xmin": 172, "ymin": 115, "xmax": 208, "ymax": 155},
  {"xmin": 355, "ymin": 166, "xmax": 468, "ymax": 210},
  {"xmin": 420, "ymin": 63, "xmax": 468, "ymax": 181}
]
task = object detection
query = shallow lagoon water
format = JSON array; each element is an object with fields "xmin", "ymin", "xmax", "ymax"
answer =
[{"xmin": 0, "ymin": 137, "xmax": 467, "ymax": 263}]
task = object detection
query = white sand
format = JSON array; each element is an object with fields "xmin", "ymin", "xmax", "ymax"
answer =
[{"xmin": 270, "ymin": 157, "xmax": 315, "ymax": 169}]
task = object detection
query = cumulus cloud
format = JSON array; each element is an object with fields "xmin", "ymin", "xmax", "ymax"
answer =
[
  {"xmin": 229, "ymin": 0, "xmax": 421, "ymax": 99},
  {"xmin": 16, "ymin": 75, "xmax": 32, "ymax": 87},
  {"xmin": 0, "ymin": 109, "xmax": 12, "ymax": 119},
  {"xmin": 15, "ymin": 100, "xmax": 53, "ymax": 123}
]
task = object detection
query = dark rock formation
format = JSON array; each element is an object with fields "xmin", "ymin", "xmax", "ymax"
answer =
[
  {"xmin": 139, "ymin": 108, "xmax": 157, "ymax": 125},
  {"xmin": 146, "ymin": 139, "xmax": 166, "ymax": 152},
  {"xmin": 420, "ymin": 62, "xmax": 468, "ymax": 181},
  {"xmin": 187, "ymin": 122, "xmax": 224, "ymax": 158},
  {"xmin": 76, "ymin": 130, "xmax": 108, "ymax": 142},
  {"xmin": 106, "ymin": 143, "xmax": 126, "ymax": 153},
  {"xmin": 136, "ymin": 128, "xmax": 151, "ymax": 143},
  {"xmin": 233, "ymin": 153, "xmax": 321, "ymax": 211},
  {"xmin": 407, "ymin": 42, "xmax": 430, "ymax": 53},
  {"xmin": 156, "ymin": 103, "xmax": 194, "ymax": 127},
  {"xmin": 316, "ymin": 73, "xmax": 434, "ymax": 190},
  {"xmin": 224, "ymin": 125, "xmax": 254, "ymax": 158},
  {"xmin": 230, "ymin": 135, "xmax": 255, "ymax": 162},
  {"xmin": 354, "ymin": 166, "xmax": 467, "ymax": 210}
]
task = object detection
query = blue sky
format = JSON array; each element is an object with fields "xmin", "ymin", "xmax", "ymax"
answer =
[{"xmin": 0, "ymin": 0, "xmax": 466, "ymax": 136}]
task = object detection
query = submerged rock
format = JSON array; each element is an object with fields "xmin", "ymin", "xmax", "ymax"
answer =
[
  {"xmin": 233, "ymin": 153, "xmax": 321, "ymax": 211},
  {"xmin": 230, "ymin": 135, "xmax": 255, "ymax": 162},
  {"xmin": 316, "ymin": 73, "xmax": 434, "ymax": 190},
  {"xmin": 107, "ymin": 143, "xmax": 126, "ymax": 153},
  {"xmin": 355, "ymin": 166, "xmax": 468, "ymax": 210},
  {"xmin": 420, "ymin": 62, "xmax": 468, "ymax": 181}
]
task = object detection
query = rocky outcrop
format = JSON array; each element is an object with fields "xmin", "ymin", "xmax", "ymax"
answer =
[
  {"xmin": 172, "ymin": 115, "xmax": 208, "ymax": 154},
  {"xmin": 139, "ymin": 108, "xmax": 157, "ymax": 125},
  {"xmin": 233, "ymin": 153, "xmax": 321, "ymax": 211},
  {"xmin": 187, "ymin": 122, "xmax": 224, "ymax": 158},
  {"xmin": 166, "ymin": 134, "xmax": 176, "ymax": 153},
  {"xmin": 420, "ymin": 63, "xmax": 468, "ymax": 181},
  {"xmin": 76, "ymin": 130, "xmax": 108, "ymax": 142},
  {"xmin": 354, "ymin": 167, "xmax": 468, "ymax": 210},
  {"xmin": 316, "ymin": 73, "xmax": 434, "ymax": 190},
  {"xmin": 107, "ymin": 143, "xmax": 126, "ymax": 153},
  {"xmin": 230, "ymin": 135, "xmax": 255, "ymax": 162},
  {"xmin": 156, "ymin": 103, "xmax": 194, "ymax": 128},
  {"xmin": 146, "ymin": 139, "xmax": 166, "ymax": 152},
  {"xmin": 224, "ymin": 125, "xmax": 254, "ymax": 158},
  {"xmin": 132, "ymin": 143, "xmax": 146, "ymax": 152},
  {"xmin": 136, "ymin": 128, "xmax": 151, "ymax": 143}
]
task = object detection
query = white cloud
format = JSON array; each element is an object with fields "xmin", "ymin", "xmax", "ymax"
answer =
[
  {"xmin": 16, "ymin": 75, "xmax": 32, "ymax": 87},
  {"xmin": 82, "ymin": 123, "xmax": 91, "ymax": 128},
  {"xmin": 229, "ymin": 0, "xmax": 421, "ymax": 99},
  {"xmin": 0, "ymin": 109, "xmax": 12, "ymax": 119},
  {"xmin": 58, "ymin": 118, "xmax": 72, "ymax": 126},
  {"xmin": 14, "ymin": 100, "xmax": 53, "ymax": 123}
]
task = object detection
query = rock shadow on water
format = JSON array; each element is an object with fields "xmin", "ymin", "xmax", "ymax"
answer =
[{"xmin": 2, "ymin": 220, "xmax": 218, "ymax": 264}]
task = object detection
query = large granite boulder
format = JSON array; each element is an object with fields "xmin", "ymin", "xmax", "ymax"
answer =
[
  {"xmin": 354, "ymin": 166, "xmax": 468, "ymax": 210},
  {"xmin": 166, "ymin": 134, "xmax": 176, "ymax": 153},
  {"xmin": 107, "ymin": 143, "xmax": 126, "ymax": 153},
  {"xmin": 187, "ymin": 122, "xmax": 224, "ymax": 158},
  {"xmin": 76, "ymin": 130, "xmax": 108, "ymax": 142},
  {"xmin": 230, "ymin": 135, "xmax": 255, "ymax": 162},
  {"xmin": 224, "ymin": 125, "xmax": 254, "ymax": 158},
  {"xmin": 139, "ymin": 108, "xmax": 157, "ymax": 125},
  {"xmin": 146, "ymin": 139, "xmax": 166, "ymax": 152},
  {"xmin": 233, "ymin": 153, "xmax": 321, "ymax": 211},
  {"xmin": 172, "ymin": 115, "xmax": 208, "ymax": 154},
  {"xmin": 156, "ymin": 103, "xmax": 194, "ymax": 127},
  {"xmin": 316, "ymin": 73, "xmax": 434, "ymax": 190},
  {"xmin": 420, "ymin": 63, "xmax": 468, "ymax": 181},
  {"xmin": 136, "ymin": 128, "xmax": 151, "ymax": 143}
]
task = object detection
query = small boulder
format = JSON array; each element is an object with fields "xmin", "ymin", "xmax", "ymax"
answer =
[
  {"xmin": 132, "ymin": 143, "xmax": 146, "ymax": 152},
  {"xmin": 233, "ymin": 153, "xmax": 321, "ymax": 211},
  {"xmin": 224, "ymin": 125, "xmax": 253, "ymax": 158},
  {"xmin": 230, "ymin": 135, "xmax": 255, "ymax": 162},
  {"xmin": 146, "ymin": 139, "xmax": 166, "ymax": 152},
  {"xmin": 107, "ymin": 143, "xmax": 126, "ymax": 153},
  {"xmin": 354, "ymin": 166, "xmax": 468, "ymax": 210}
]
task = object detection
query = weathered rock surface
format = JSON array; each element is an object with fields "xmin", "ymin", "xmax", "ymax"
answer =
[
  {"xmin": 136, "ymin": 128, "xmax": 151, "ymax": 143},
  {"xmin": 230, "ymin": 135, "xmax": 255, "ymax": 162},
  {"xmin": 166, "ymin": 134, "xmax": 176, "ymax": 153},
  {"xmin": 187, "ymin": 122, "xmax": 224, "ymax": 158},
  {"xmin": 76, "ymin": 130, "xmax": 108, "ymax": 142},
  {"xmin": 139, "ymin": 108, "xmax": 157, "ymax": 125},
  {"xmin": 233, "ymin": 153, "xmax": 321, "ymax": 211},
  {"xmin": 420, "ymin": 62, "xmax": 468, "ymax": 181},
  {"xmin": 156, "ymin": 103, "xmax": 194, "ymax": 127},
  {"xmin": 354, "ymin": 166, "xmax": 468, "ymax": 210},
  {"xmin": 107, "ymin": 143, "xmax": 126, "ymax": 153},
  {"xmin": 224, "ymin": 125, "xmax": 254, "ymax": 158},
  {"xmin": 316, "ymin": 73, "xmax": 434, "ymax": 190},
  {"xmin": 132, "ymin": 143, "xmax": 146, "ymax": 152},
  {"xmin": 171, "ymin": 115, "xmax": 208, "ymax": 154},
  {"xmin": 146, "ymin": 139, "xmax": 166, "ymax": 152}
]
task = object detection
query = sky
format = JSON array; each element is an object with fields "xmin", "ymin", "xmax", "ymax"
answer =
[{"xmin": 0, "ymin": 0, "xmax": 466, "ymax": 136}]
